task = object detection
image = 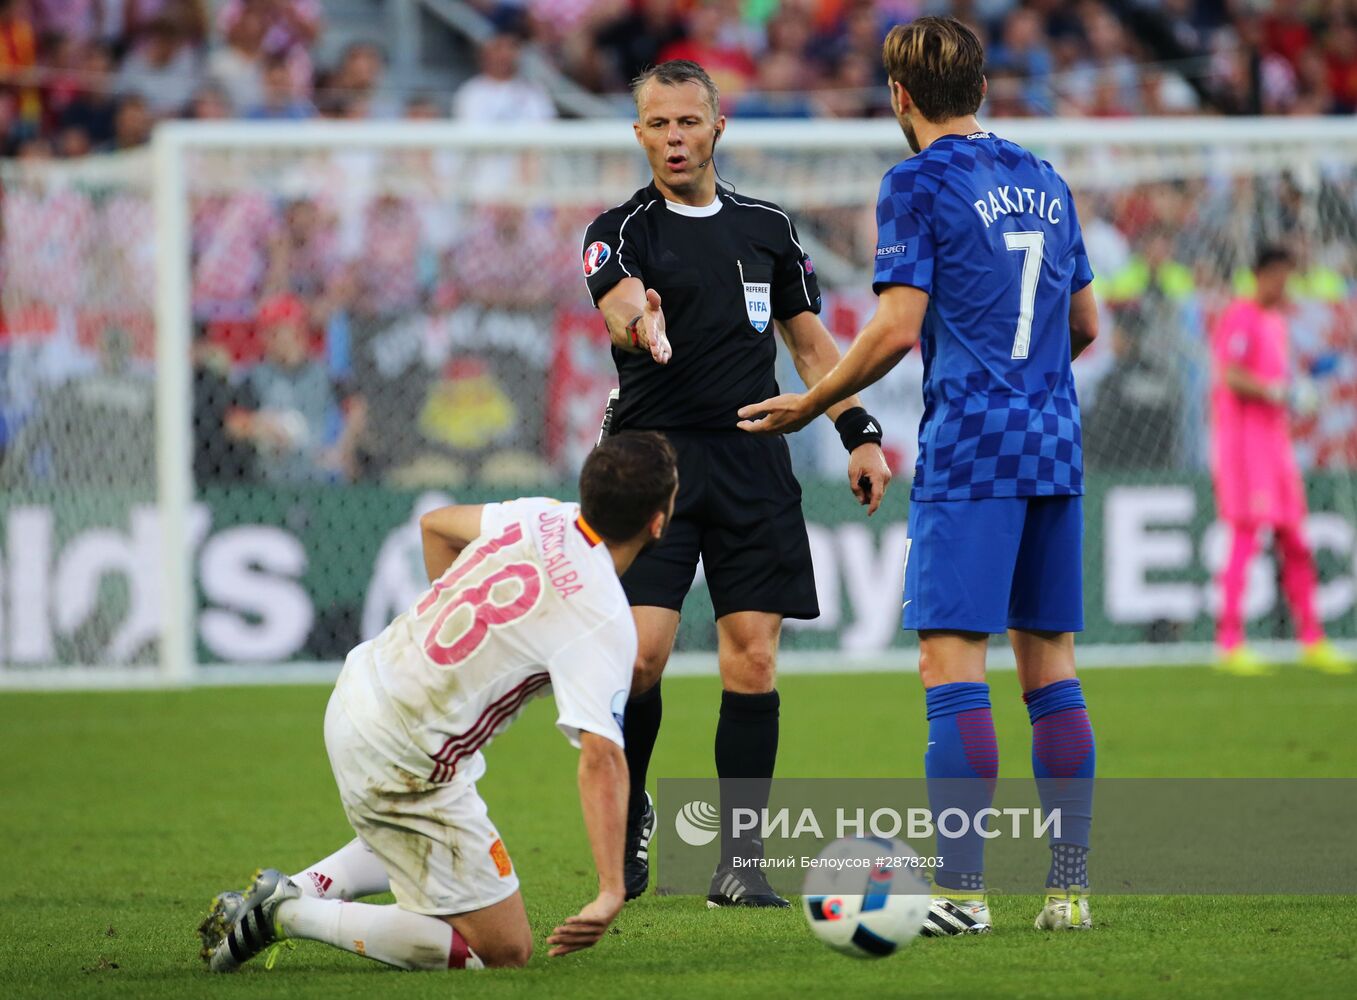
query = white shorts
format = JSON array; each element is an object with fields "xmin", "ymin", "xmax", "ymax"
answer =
[{"xmin": 323, "ymin": 694, "xmax": 520, "ymax": 916}]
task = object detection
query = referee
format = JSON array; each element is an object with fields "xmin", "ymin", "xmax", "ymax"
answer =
[{"xmin": 582, "ymin": 61, "xmax": 891, "ymax": 907}]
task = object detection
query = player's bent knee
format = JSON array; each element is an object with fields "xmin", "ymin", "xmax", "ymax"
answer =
[{"xmin": 478, "ymin": 936, "xmax": 532, "ymax": 968}]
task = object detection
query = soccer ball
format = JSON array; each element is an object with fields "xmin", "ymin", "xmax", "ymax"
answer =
[{"xmin": 802, "ymin": 837, "xmax": 930, "ymax": 958}]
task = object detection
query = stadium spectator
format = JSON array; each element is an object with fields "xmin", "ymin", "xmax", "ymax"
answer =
[
  {"xmin": 264, "ymin": 197, "xmax": 342, "ymax": 320},
  {"xmin": 192, "ymin": 332, "xmax": 261, "ymax": 485},
  {"xmin": 1137, "ymin": 66, "xmax": 1202, "ymax": 116},
  {"xmin": 217, "ymin": 0, "xmax": 320, "ymax": 99},
  {"xmin": 246, "ymin": 293, "xmax": 350, "ymax": 483},
  {"xmin": 114, "ymin": 17, "xmax": 203, "ymax": 116},
  {"xmin": 655, "ymin": 2, "xmax": 757, "ymax": 99},
  {"xmin": 817, "ymin": 50, "xmax": 889, "ymax": 118},
  {"xmin": 2, "ymin": 326, "xmax": 154, "ymax": 488},
  {"xmin": 191, "ymin": 191, "xmax": 275, "ymax": 321},
  {"xmin": 1324, "ymin": 17, "xmax": 1357, "ymax": 114},
  {"xmin": 989, "ymin": 7, "xmax": 1052, "ymax": 114},
  {"xmin": 452, "ymin": 31, "xmax": 556, "ymax": 122},
  {"xmin": 207, "ymin": 2, "xmax": 268, "ymax": 112},
  {"xmin": 128, "ymin": 0, "xmax": 210, "ymax": 46},
  {"xmin": 31, "ymin": 0, "xmax": 101, "ymax": 49},
  {"xmin": 189, "ymin": 81, "xmax": 233, "ymax": 120},
  {"xmin": 57, "ymin": 43, "xmax": 119, "ymax": 147},
  {"xmin": 347, "ymin": 194, "xmax": 424, "ymax": 320},
  {"xmin": 403, "ymin": 93, "xmax": 442, "ymax": 119},
  {"xmin": 0, "ymin": 0, "xmax": 39, "ymax": 139},
  {"xmin": 244, "ymin": 52, "xmax": 313, "ymax": 119},
  {"xmin": 55, "ymin": 121, "xmax": 92, "ymax": 156},
  {"xmin": 736, "ymin": 52, "xmax": 818, "ymax": 118},
  {"xmin": 763, "ymin": 6, "xmax": 814, "ymax": 63},
  {"xmin": 1062, "ymin": 5, "xmax": 1139, "ymax": 116},
  {"xmin": 592, "ymin": 0, "xmax": 686, "ymax": 91},
  {"xmin": 109, "ymin": 92, "xmax": 153, "ymax": 149},
  {"xmin": 215, "ymin": 0, "xmax": 320, "ymax": 60},
  {"xmin": 327, "ymin": 40, "xmax": 397, "ymax": 119}
]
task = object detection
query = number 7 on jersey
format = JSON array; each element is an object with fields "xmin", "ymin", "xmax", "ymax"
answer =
[{"xmin": 1004, "ymin": 230, "xmax": 1044, "ymax": 360}]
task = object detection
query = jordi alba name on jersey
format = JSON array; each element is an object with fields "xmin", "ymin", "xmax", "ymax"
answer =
[{"xmin": 874, "ymin": 132, "xmax": 1094, "ymax": 501}]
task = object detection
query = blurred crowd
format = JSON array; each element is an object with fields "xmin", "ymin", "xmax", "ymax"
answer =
[
  {"xmin": 4, "ymin": 146, "xmax": 1357, "ymax": 495},
  {"xmin": 0, "ymin": 0, "xmax": 561, "ymax": 159},
  {"xmin": 5, "ymin": 1, "xmax": 1357, "ymax": 159},
  {"xmin": 4, "ymin": 0, "xmax": 1357, "ymax": 495},
  {"xmin": 479, "ymin": 0, "xmax": 1357, "ymax": 118}
]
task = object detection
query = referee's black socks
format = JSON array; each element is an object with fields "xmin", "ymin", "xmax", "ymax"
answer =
[
  {"xmin": 716, "ymin": 689, "xmax": 780, "ymax": 864},
  {"xmin": 623, "ymin": 682, "xmax": 663, "ymax": 826}
]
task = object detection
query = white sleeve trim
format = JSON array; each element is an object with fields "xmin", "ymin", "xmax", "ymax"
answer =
[
  {"xmin": 615, "ymin": 199, "xmax": 657, "ymax": 278},
  {"xmin": 725, "ymin": 195, "xmax": 813, "ymax": 309}
]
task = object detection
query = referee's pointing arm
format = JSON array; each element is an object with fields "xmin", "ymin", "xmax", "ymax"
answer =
[{"xmin": 599, "ymin": 283, "xmax": 672, "ymax": 366}]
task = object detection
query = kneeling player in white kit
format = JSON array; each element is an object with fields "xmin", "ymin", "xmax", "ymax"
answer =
[{"xmin": 199, "ymin": 432, "xmax": 679, "ymax": 971}]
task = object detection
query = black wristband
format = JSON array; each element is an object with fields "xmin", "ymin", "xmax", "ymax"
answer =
[{"xmin": 834, "ymin": 406, "xmax": 883, "ymax": 452}]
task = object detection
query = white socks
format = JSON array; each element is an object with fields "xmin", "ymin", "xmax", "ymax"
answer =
[
  {"xmin": 291, "ymin": 838, "xmax": 391, "ymax": 900},
  {"xmin": 282, "ymin": 839, "xmax": 484, "ymax": 971},
  {"xmin": 274, "ymin": 897, "xmax": 483, "ymax": 971}
]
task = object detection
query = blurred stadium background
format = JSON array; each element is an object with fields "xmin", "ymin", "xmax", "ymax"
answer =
[{"xmin": 3, "ymin": 0, "xmax": 1357, "ymax": 684}]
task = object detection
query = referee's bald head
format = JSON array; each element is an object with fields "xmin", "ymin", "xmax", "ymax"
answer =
[{"xmin": 631, "ymin": 60, "xmax": 720, "ymax": 122}]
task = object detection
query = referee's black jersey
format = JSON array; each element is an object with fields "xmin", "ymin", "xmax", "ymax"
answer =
[{"xmin": 582, "ymin": 182, "xmax": 822, "ymax": 431}]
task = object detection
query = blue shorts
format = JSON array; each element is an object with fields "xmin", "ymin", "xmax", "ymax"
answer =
[{"xmin": 902, "ymin": 495, "xmax": 1084, "ymax": 634}]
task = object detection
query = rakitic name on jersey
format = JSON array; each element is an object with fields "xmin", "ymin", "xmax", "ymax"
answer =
[
  {"xmin": 972, "ymin": 186, "xmax": 1064, "ymax": 228},
  {"xmin": 538, "ymin": 509, "xmax": 584, "ymax": 598}
]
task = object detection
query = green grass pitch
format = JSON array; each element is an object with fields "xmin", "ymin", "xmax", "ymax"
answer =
[{"xmin": 3, "ymin": 665, "xmax": 1356, "ymax": 999}]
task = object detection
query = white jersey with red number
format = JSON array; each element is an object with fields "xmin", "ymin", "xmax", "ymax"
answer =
[{"xmin": 333, "ymin": 497, "xmax": 635, "ymax": 790}]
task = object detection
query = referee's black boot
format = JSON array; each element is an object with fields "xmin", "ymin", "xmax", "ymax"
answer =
[
  {"xmin": 706, "ymin": 860, "xmax": 790, "ymax": 909},
  {"xmin": 624, "ymin": 792, "xmax": 655, "ymax": 901}
]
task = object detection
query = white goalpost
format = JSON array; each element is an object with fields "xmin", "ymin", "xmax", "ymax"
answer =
[{"xmin": 2, "ymin": 117, "xmax": 1356, "ymax": 688}]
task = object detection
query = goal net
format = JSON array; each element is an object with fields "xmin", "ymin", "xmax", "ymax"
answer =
[{"xmin": 3, "ymin": 119, "xmax": 1356, "ymax": 684}]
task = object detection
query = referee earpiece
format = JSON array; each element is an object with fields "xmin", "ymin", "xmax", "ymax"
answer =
[{"xmin": 696, "ymin": 129, "xmax": 722, "ymax": 170}]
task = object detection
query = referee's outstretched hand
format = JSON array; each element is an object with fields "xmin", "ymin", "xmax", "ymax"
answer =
[{"xmin": 640, "ymin": 288, "xmax": 672, "ymax": 365}]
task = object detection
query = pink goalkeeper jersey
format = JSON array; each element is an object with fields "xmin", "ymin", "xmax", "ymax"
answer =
[{"xmin": 1210, "ymin": 298, "xmax": 1306, "ymax": 525}]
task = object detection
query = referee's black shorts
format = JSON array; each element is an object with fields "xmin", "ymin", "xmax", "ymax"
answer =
[{"xmin": 620, "ymin": 429, "xmax": 819, "ymax": 621}]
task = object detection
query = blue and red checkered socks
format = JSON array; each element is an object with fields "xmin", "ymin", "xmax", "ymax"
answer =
[
  {"xmin": 1024, "ymin": 678, "xmax": 1095, "ymax": 888},
  {"xmin": 924, "ymin": 682, "xmax": 998, "ymax": 893}
]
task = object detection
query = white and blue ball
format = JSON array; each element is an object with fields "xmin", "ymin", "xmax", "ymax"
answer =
[{"xmin": 802, "ymin": 837, "xmax": 930, "ymax": 958}]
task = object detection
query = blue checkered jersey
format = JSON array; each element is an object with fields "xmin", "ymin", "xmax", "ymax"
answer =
[{"xmin": 873, "ymin": 132, "xmax": 1094, "ymax": 500}]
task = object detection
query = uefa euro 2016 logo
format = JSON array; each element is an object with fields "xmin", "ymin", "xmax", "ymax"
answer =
[{"xmin": 582, "ymin": 241, "xmax": 611, "ymax": 276}]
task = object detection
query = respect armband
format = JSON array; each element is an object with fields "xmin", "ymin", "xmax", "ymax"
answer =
[{"xmin": 834, "ymin": 407, "xmax": 883, "ymax": 452}]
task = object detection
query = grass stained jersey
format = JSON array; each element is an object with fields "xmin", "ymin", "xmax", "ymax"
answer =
[
  {"xmin": 333, "ymin": 498, "xmax": 634, "ymax": 790},
  {"xmin": 583, "ymin": 182, "xmax": 821, "ymax": 430}
]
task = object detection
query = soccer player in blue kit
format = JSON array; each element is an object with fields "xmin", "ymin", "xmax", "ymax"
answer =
[{"xmin": 739, "ymin": 16, "xmax": 1100, "ymax": 935}]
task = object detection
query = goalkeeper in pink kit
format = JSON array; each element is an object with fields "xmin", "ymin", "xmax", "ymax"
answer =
[{"xmin": 1210, "ymin": 245, "xmax": 1350, "ymax": 675}]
